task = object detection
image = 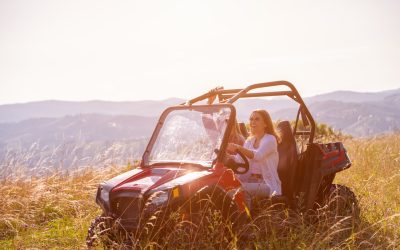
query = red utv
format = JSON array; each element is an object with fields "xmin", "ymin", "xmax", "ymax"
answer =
[{"xmin": 87, "ymin": 81, "xmax": 357, "ymax": 247}]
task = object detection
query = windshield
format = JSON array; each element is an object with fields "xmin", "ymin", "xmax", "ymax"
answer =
[{"xmin": 144, "ymin": 106, "xmax": 233, "ymax": 167}]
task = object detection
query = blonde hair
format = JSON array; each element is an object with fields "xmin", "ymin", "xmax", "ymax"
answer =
[{"xmin": 251, "ymin": 109, "xmax": 281, "ymax": 143}]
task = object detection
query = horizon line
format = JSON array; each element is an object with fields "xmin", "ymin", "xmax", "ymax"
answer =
[{"xmin": 0, "ymin": 87, "xmax": 399, "ymax": 106}]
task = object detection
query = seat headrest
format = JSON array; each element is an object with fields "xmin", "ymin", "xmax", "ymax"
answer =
[{"xmin": 277, "ymin": 121, "xmax": 295, "ymax": 143}]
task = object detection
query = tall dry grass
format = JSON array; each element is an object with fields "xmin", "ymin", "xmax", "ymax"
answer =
[
  {"xmin": 334, "ymin": 133, "xmax": 400, "ymax": 248},
  {"xmin": 0, "ymin": 166, "xmax": 128, "ymax": 249},
  {"xmin": 0, "ymin": 134, "xmax": 399, "ymax": 249}
]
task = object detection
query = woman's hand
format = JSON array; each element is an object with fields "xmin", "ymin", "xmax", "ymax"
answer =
[
  {"xmin": 229, "ymin": 142, "xmax": 255, "ymax": 160},
  {"xmin": 207, "ymin": 95, "xmax": 216, "ymax": 105},
  {"xmin": 227, "ymin": 143, "xmax": 239, "ymax": 153}
]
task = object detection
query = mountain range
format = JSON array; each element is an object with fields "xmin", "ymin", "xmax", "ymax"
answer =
[
  {"xmin": 1, "ymin": 88, "xmax": 399, "ymax": 175},
  {"xmin": 0, "ymin": 98, "xmax": 182, "ymax": 123},
  {"xmin": 1, "ymin": 88, "xmax": 400, "ymax": 139}
]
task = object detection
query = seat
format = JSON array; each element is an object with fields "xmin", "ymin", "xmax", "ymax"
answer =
[{"xmin": 276, "ymin": 121, "xmax": 299, "ymax": 199}]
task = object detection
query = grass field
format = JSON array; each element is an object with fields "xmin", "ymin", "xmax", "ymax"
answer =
[{"xmin": 0, "ymin": 134, "xmax": 399, "ymax": 249}]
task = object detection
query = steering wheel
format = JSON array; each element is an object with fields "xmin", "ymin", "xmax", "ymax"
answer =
[{"xmin": 226, "ymin": 151, "xmax": 249, "ymax": 174}]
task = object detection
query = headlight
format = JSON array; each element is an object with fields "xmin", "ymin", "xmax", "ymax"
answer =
[
  {"xmin": 148, "ymin": 187, "xmax": 180, "ymax": 207},
  {"xmin": 149, "ymin": 192, "xmax": 169, "ymax": 206}
]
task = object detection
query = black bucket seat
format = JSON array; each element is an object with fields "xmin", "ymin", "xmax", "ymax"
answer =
[{"xmin": 276, "ymin": 121, "xmax": 299, "ymax": 199}]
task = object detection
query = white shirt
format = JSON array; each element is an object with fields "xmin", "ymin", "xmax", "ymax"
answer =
[{"xmin": 240, "ymin": 134, "xmax": 281, "ymax": 196}]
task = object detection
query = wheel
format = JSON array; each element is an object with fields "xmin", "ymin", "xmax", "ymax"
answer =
[
  {"xmin": 183, "ymin": 187, "xmax": 239, "ymax": 230},
  {"xmin": 186, "ymin": 186, "xmax": 231, "ymax": 223},
  {"xmin": 87, "ymin": 215, "xmax": 133, "ymax": 249},
  {"xmin": 177, "ymin": 186, "xmax": 237, "ymax": 248},
  {"xmin": 325, "ymin": 184, "xmax": 360, "ymax": 219},
  {"xmin": 86, "ymin": 215, "xmax": 114, "ymax": 248}
]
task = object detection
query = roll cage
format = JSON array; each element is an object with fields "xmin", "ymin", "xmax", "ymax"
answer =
[{"xmin": 182, "ymin": 80, "xmax": 316, "ymax": 144}]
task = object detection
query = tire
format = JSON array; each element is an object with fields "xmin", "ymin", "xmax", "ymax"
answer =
[
  {"xmin": 86, "ymin": 215, "xmax": 113, "ymax": 248},
  {"xmin": 176, "ymin": 186, "xmax": 238, "ymax": 248},
  {"xmin": 187, "ymin": 186, "xmax": 237, "ymax": 224},
  {"xmin": 87, "ymin": 215, "xmax": 131, "ymax": 249},
  {"xmin": 325, "ymin": 184, "xmax": 360, "ymax": 220}
]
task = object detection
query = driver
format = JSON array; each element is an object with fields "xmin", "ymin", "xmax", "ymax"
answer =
[{"xmin": 227, "ymin": 109, "xmax": 282, "ymax": 202}]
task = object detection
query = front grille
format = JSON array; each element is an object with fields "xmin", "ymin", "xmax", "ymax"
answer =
[
  {"xmin": 113, "ymin": 197, "xmax": 141, "ymax": 219},
  {"xmin": 111, "ymin": 196, "xmax": 141, "ymax": 229}
]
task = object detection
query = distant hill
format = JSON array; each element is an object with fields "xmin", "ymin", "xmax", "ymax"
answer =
[
  {"xmin": 272, "ymin": 95, "xmax": 400, "ymax": 136},
  {"xmin": 235, "ymin": 89, "xmax": 400, "ymax": 137},
  {"xmin": 1, "ymin": 88, "xmax": 400, "ymax": 174},
  {"xmin": 306, "ymin": 88, "xmax": 400, "ymax": 103},
  {"xmin": 1, "ymin": 88, "xmax": 399, "ymax": 136},
  {"xmin": 0, "ymin": 114, "xmax": 157, "ymax": 144},
  {"xmin": 0, "ymin": 98, "xmax": 183, "ymax": 123},
  {"xmin": 0, "ymin": 114, "xmax": 157, "ymax": 175}
]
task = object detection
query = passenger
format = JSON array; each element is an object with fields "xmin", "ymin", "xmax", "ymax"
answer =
[
  {"xmin": 226, "ymin": 121, "xmax": 245, "ymax": 155},
  {"xmin": 227, "ymin": 109, "xmax": 281, "ymax": 199},
  {"xmin": 203, "ymin": 95, "xmax": 245, "ymax": 154}
]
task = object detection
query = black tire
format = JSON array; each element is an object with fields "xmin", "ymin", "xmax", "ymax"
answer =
[
  {"xmin": 87, "ymin": 215, "xmax": 133, "ymax": 249},
  {"xmin": 86, "ymin": 215, "xmax": 113, "ymax": 249},
  {"xmin": 325, "ymin": 184, "xmax": 360, "ymax": 220},
  {"xmin": 175, "ymin": 186, "xmax": 238, "ymax": 248},
  {"xmin": 187, "ymin": 186, "xmax": 238, "ymax": 224}
]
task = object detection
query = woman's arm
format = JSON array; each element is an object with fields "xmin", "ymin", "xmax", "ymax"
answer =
[
  {"xmin": 228, "ymin": 142, "xmax": 255, "ymax": 159},
  {"xmin": 228, "ymin": 135, "xmax": 277, "ymax": 161}
]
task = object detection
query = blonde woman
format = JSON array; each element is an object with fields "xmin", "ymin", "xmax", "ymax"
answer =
[{"xmin": 227, "ymin": 109, "xmax": 281, "ymax": 198}]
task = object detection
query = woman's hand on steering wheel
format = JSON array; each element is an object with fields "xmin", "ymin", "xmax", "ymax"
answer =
[{"xmin": 225, "ymin": 149, "xmax": 249, "ymax": 174}]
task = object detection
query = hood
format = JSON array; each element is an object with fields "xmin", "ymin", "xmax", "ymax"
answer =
[{"xmin": 110, "ymin": 166, "xmax": 212, "ymax": 194}]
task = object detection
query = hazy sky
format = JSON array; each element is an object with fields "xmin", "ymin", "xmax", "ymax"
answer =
[{"xmin": 0, "ymin": 0, "xmax": 399, "ymax": 104}]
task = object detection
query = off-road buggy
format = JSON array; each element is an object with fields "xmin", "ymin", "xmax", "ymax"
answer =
[{"xmin": 87, "ymin": 81, "xmax": 358, "ymax": 247}]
